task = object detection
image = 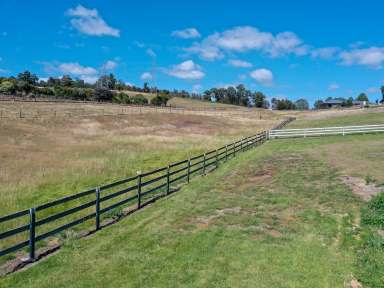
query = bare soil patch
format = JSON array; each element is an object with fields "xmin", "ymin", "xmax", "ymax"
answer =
[{"xmin": 340, "ymin": 175, "xmax": 383, "ymax": 201}]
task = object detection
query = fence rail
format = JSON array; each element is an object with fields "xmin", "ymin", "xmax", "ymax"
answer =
[
  {"xmin": 269, "ymin": 123, "xmax": 384, "ymax": 138},
  {"xmin": 0, "ymin": 126, "xmax": 280, "ymax": 261}
]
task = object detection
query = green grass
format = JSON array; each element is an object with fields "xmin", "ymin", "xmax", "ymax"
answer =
[
  {"xmin": 1, "ymin": 137, "xmax": 372, "ymax": 288},
  {"xmin": 288, "ymin": 109, "xmax": 384, "ymax": 128}
]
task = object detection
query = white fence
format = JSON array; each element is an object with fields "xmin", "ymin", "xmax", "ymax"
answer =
[{"xmin": 269, "ymin": 124, "xmax": 384, "ymax": 139}]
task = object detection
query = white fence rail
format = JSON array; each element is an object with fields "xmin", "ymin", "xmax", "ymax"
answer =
[{"xmin": 269, "ymin": 124, "xmax": 384, "ymax": 139}]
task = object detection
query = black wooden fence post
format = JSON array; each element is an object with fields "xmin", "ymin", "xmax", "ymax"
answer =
[
  {"xmin": 137, "ymin": 173, "xmax": 142, "ymax": 209},
  {"xmin": 95, "ymin": 187, "xmax": 100, "ymax": 230},
  {"xmin": 166, "ymin": 165, "xmax": 170, "ymax": 195},
  {"xmin": 29, "ymin": 207, "xmax": 36, "ymax": 261},
  {"xmin": 187, "ymin": 159, "xmax": 191, "ymax": 183},
  {"xmin": 225, "ymin": 145, "xmax": 228, "ymax": 162}
]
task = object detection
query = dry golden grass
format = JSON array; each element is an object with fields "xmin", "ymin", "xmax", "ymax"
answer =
[{"xmin": 0, "ymin": 101, "xmax": 280, "ymax": 215}]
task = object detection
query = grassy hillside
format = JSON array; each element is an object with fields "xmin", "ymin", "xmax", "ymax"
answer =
[
  {"xmin": 2, "ymin": 133, "xmax": 383, "ymax": 287},
  {"xmin": 287, "ymin": 108, "xmax": 384, "ymax": 128}
]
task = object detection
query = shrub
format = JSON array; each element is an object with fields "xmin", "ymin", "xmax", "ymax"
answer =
[
  {"xmin": 150, "ymin": 94, "xmax": 170, "ymax": 106},
  {"xmin": 361, "ymin": 192, "xmax": 384, "ymax": 228},
  {"xmin": 113, "ymin": 92, "xmax": 131, "ymax": 104},
  {"xmin": 94, "ymin": 88, "xmax": 115, "ymax": 102},
  {"xmin": 131, "ymin": 94, "xmax": 148, "ymax": 105}
]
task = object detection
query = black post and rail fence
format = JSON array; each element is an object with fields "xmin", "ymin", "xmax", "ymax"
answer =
[{"xmin": 0, "ymin": 118, "xmax": 294, "ymax": 264}]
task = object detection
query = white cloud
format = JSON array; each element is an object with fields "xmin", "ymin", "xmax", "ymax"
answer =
[
  {"xmin": 41, "ymin": 61, "xmax": 99, "ymax": 84},
  {"xmin": 250, "ymin": 68, "xmax": 273, "ymax": 85},
  {"xmin": 141, "ymin": 72, "xmax": 153, "ymax": 81},
  {"xmin": 146, "ymin": 48, "xmax": 156, "ymax": 58},
  {"xmin": 228, "ymin": 59, "xmax": 253, "ymax": 68},
  {"xmin": 166, "ymin": 60, "xmax": 205, "ymax": 80},
  {"xmin": 80, "ymin": 75, "xmax": 98, "ymax": 84},
  {"xmin": 186, "ymin": 26, "xmax": 307, "ymax": 60},
  {"xmin": 311, "ymin": 47, "xmax": 340, "ymax": 59},
  {"xmin": 58, "ymin": 62, "xmax": 98, "ymax": 75},
  {"xmin": 101, "ymin": 60, "xmax": 117, "ymax": 71},
  {"xmin": 67, "ymin": 5, "xmax": 120, "ymax": 37},
  {"xmin": 339, "ymin": 47, "xmax": 384, "ymax": 68},
  {"xmin": 171, "ymin": 28, "xmax": 201, "ymax": 39},
  {"xmin": 328, "ymin": 83, "xmax": 340, "ymax": 90}
]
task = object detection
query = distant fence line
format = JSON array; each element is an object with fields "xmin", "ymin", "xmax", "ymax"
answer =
[
  {"xmin": 0, "ymin": 96, "xmax": 260, "ymax": 119},
  {"xmin": 269, "ymin": 123, "xmax": 384, "ymax": 139},
  {"xmin": 0, "ymin": 118, "xmax": 293, "ymax": 264}
]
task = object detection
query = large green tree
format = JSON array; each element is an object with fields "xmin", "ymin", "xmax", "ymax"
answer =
[
  {"xmin": 356, "ymin": 93, "xmax": 369, "ymax": 102},
  {"xmin": 295, "ymin": 98, "xmax": 309, "ymax": 110}
]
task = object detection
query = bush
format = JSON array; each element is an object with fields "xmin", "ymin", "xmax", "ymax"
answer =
[
  {"xmin": 150, "ymin": 94, "xmax": 170, "ymax": 106},
  {"xmin": 361, "ymin": 192, "xmax": 384, "ymax": 228},
  {"xmin": 94, "ymin": 88, "xmax": 115, "ymax": 102},
  {"xmin": 131, "ymin": 94, "xmax": 148, "ymax": 105},
  {"xmin": 112, "ymin": 92, "xmax": 131, "ymax": 104}
]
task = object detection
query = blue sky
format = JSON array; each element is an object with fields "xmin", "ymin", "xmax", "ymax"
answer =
[{"xmin": 1, "ymin": 0, "xmax": 384, "ymax": 104}]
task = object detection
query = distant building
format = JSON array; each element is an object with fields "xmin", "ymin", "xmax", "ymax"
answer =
[
  {"xmin": 320, "ymin": 99, "xmax": 344, "ymax": 109},
  {"xmin": 352, "ymin": 100, "xmax": 367, "ymax": 107}
]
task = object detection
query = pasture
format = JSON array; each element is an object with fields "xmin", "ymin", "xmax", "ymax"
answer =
[
  {"xmin": 1, "ymin": 102, "xmax": 384, "ymax": 287},
  {"xmin": 1, "ymin": 132, "xmax": 383, "ymax": 287}
]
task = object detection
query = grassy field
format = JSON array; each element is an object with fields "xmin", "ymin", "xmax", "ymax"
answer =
[
  {"xmin": 1, "ymin": 133, "xmax": 384, "ymax": 287},
  {"xmin": 287, "ymin": 107, "xmax": 384, "ymax": 128},
  {"xmin": 0, "ymin": 101, "xmax": 279, "ymax": 214}
]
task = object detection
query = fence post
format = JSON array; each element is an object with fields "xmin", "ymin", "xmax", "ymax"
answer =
[
  {"xmin": 215, "ymin": 149, "xmax": 219, "ymax": 168},
  {"xmin": 203, "ymin": 153, "xmax": 206, "ymax": 175},
  {"xmin": 19, "ymin": 108, "xmax": 22, "ymax": 119},
  {"xmin": 29, "ymin": 207, "xmax": 36, "ymax": 261},
  {"xmin": 342, "ymin": 128, "xmax": 345, "ymax": 136},
  {"xmin": 95, "ymin": 187, "xmax": 100, "ymax": 230},
  {"xmin": 166, "ymin": 165, "xmax": 170, "ymax": 195},
  {"xmin": 137, "ymin": 172, "xmax": 142, "ymax": 209},
  {"xmin": 187, "ymin": 159, "xmax": 191, "ymax": 183},
  {"xmin": 240, "ymin": 139, "xmax": 243, "ymax": 152},
  {"xmin": 234, "ymin": 142, "xmax": 237, "ymax": 157},
  {"xmin": 225, "ymin": 145, "xmax": 228, "ymax": 162}
]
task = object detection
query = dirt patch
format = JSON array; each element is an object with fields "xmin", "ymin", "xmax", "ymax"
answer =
[
  {"xmin": 340, "ymin": 176, "xmax": 383, "ymax": 201},
  {"xmin": 196, "ymin": 207, "xmax": 241, "ymax": 227}
]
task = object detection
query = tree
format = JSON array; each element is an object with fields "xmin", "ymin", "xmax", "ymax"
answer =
[
  {"xmin": 345, "ymin": 97, "xmax": 354, "ymax": 107},
  {"xmin": 356, "ymin": 93, "xmax": 369, "ymax": 102},
  {"xmin": 295, "ymin": 98, "xmax": 309, "ymax": 110},
  {"xmin": 17, "ymin": 71, "xmax": 38, "ymax": 85},
  {"xmin": 314, "ymin": 100, "xmax": 323, "ymax": 109},
  {"xmin": 253, "ymin": 92, "xmax": 266, "ymax": 108},
  {"xmin": 131, "ymin": 94, "xmax": 148, "ymax": 105},
  {"xmin": 61, "ymin": 75, "xmax": 73, "ymax": 87},
  {"xmin": 0, "ymin": 80, "xmax": 16, "ymax": 94},
  {"xmin": 381, "ymin": 86, "xmax": 384, "ymax": 103},
  {"xmin": 151, "ymin": 94, "xmax": 170, "ymax": 106},
  {"xmin": 94, "ymin": 88, "xmax": 114, "ymax": 102}
]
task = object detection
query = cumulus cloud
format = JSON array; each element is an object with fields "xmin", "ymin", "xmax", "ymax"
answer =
[
  {"xmin": 328, "ymin": 83, "xmax": 340, "ymax": 90},
  {"xmin": 185, "ymin": 26, "xmax": 308, "ymax": 60},
  {"xmin": 339, "ymin": 47, "xmax": 384, "ymax": 68},
  {"xmin": 171, "ymin": 28, "xmax": 201, "ymax": 39},
  {"xmin": 166, "ymin": 60, "xmax": 205, "ymax": 80},
  {"xmin": 101, "ymin": 60, "xmax": 117, "ymax": 71},
  {"xmin": 250, "ymin": 68, "xmax": 273, "ymax": 85},
  {"xmin": 58, "ymin": 62, "xmax": 98, "ymax": 75},
  {"xmin": 67, "ymin": 5, "xmax": 120, "ymax": 37},
  {"xmin": 41, "ymin": 61, "xmax": 99, "ymax": 83},
  {"xmin": 141, "ymin": 72, "xmax": 153, "ymax": 81},
  {"xmin": 228, "ymin": 59, "xmax": 253, "ymax": 68},
  {"xmin": 311, "ymin": 47, "xmax": 340, "ymax": 59}
]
